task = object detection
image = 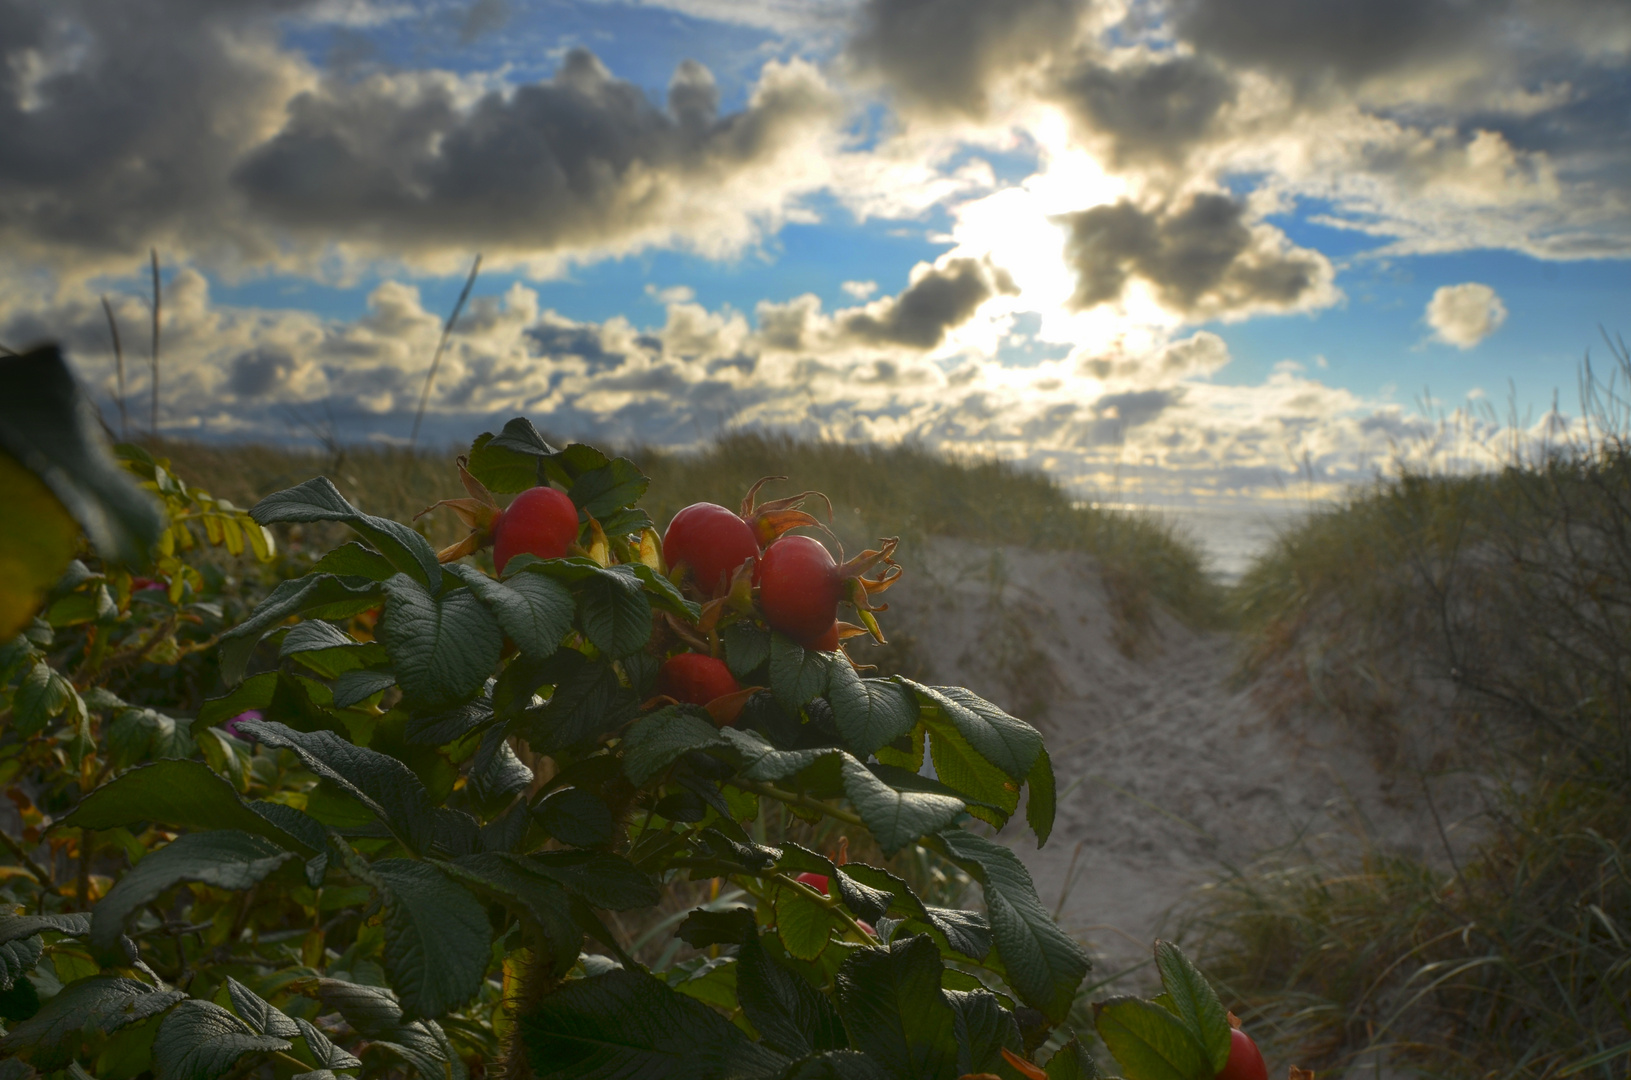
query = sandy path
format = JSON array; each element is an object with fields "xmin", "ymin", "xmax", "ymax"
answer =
[{"xmin": 880, "ymin": 539, "xmax": 1450, "ymax": 986}]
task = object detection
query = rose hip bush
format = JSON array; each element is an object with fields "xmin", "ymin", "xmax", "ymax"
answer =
[{"xmin": 1, "ymin": 394, "xmax": 1294, "ymax": 1080}]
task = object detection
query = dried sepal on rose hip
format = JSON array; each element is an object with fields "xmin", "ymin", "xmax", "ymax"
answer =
[
  {"xmin": 416, "ymin": 456, "xmax": 504, "ymax": 563},
  {"xmin": 418, "ymin": 456, "xmax": 581, "ymax": 572},
  {"xmin": 739, "ymin": 475, "xmax": 834, "ymax": 548}
]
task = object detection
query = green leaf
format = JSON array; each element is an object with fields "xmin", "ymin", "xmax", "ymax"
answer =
[
  {"xmin": 737, "ymin": 933, "xmax": 847, "ymax": 1057},
  {"xmin": 251, "ymin": 477, "xmax": 442, "ymax": 589},
  {"xmin": 621, "ymin": 562, "xmax": 700, "ymax": 621},
  {"xmin": 332, "ymin": 668, "xmax": 398, "ymax": 708},
  {"xmin": 445, "ymin": 563, "xmax": 574, "ymax": 660},
  {"xmin": 0, "ymin": 912, "xmax": 90, "ymax": 946},
  {"xmin": 946, "ymin": 989, "xmax": 1022, "ymax": 1076},
  {"xmin": 721, "ymin": 621, "xmax": 770, "ymax": 680},
  {"xmin": 1092, "ymin": 996, "xmax": 1212, "ymax": 1080},
  {"xmin": 574, "ymin": 567, "xmax": 653, "ymax": 657},
  {"xmin": 1026, "ymin": 748, "xmax": 1056, "ymax": 847},
  {"xmin": 1045, "ymin": 1039, "xmax": 1102, "ymax": 1079},
  {"xmin": 235, "ymin": 719, "xmax": 440, "ymax": 854},
  {"xmin": 296, "ymin": 1016, "xmax": 363, "ymax": 1071},
  {"xmin": 567, "ymin": 457, "xmax": 649, "ymax": 520},
  {"xmin": 535, "ymin": 787, "xmax": 615, "ymax": 848},
  {"xmin": 381, "ymin": 574, "xmax": 503, "ymax": 710},
  {"xmin": 62, "ymin": 759, "xmax": 317, "ymax": 855},
  {"xmin": 224, "ymin": 977, "xmax": 301, "ymax": 1039},
  {"xmin": 519, "ymin": 969, "xmax": 789, "ymax": 1080},
  {"xmin": 468, "ymin": 420, "xmax": 556, "ymax": 493},
  {"xmin": 1153, "ymin": 941, "xmax": 1232, "ymax": 1072},
  {"xmin": 769, "ymin": 634, "xmax": 834, "ymax": 712},
  {"xmin": 937, "ymin": 830, "xmax": 1089, "ymax": 1023},
  {"xmin": 621, "ymin": 706, "xmax": 726, "ymax": 785},
  {"xmin": 0, "ymin": 935, "xmax": 40, "ymax": 992},
  {"xmin": 91, "ymin": 830, "xmax": 296, "ymax": 955},
  {"xmin": 152, "ymin": 999, "xmax": 292, "ymax": 1080},
  {"xmin": 825, "ymin": 664, "xmax": 918, "ymax": 759},
  {"xmin": 14, "ymin": 660, "xmax": 71, "ymax": 733},
  {"xmin": 521, "ymin": 851, "xmax": 660, "ymax": 910},
  {"xmin": 0, "ymin": 345, "xmax": 164, "ymax": 569},
  {"xmin": 219, "ymin": 575, "xmax": 384, "ymax": 684},
  {"xmin": 902, "ymin": 680, "xmax": 1043, "ymax": 781},
  {"xmin": 521, "ymin": 659, "xmax": 638, "ymax": 755},
  {"xmin": 372, "ymin": 859, "xmax": 493, "ymax": 1020},
  {"xmin": 311, "ymin": 541, "xmax": 400, "ymax": 581},
  {"xmin": 774, "ymin": 881, "xmax": 831, "ymax": 961},
  {"xmin": 840, "ymin": 755, "xmax": 964, "ymax": 856},
  {"xmin": 0, "ymin": 975, "xmax": 186, "ymax": 1070},
  {"xmin": 834, "ymin": 935, "xmax": 961, "ymax": 1080},
  {"xmin": 439, "ymin": 854, "xmax": 582, "ymax": 977},
  {"xmin": 719, "ymin": 727, "xmax": 834, "ymax": 783},
  {"xmin": 467, "ymin": 728, "xmax": 533, "ymax": 814},
  {"xmin": 925, "ymin": 721, "xmax": 1019, "ymax": 829}
]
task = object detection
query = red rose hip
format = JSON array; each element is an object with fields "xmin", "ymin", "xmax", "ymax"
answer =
[
  {"xmin": 1216, "ymin": 1028, "xmax": 1267, "ymax": 1080},
  {"xmin": 657, "ymin": 653, "xmax": 740, "ymax": 706},
  {"xmin": 757, "ymin": 535, "xmax": 843, "ymax": 645},
  {"xmin": 664, "ymin": 502, "xmax": 760, "ymax": 597},
  {"xmin": 492, "ymin": 486, "xmax": 579, "ymax": 574},
  {"xmin": 794, "ymin": 871, "xmax": 830, "ymax": 894}
]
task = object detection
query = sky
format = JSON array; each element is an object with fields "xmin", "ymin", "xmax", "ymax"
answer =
[{"xmin": 3, "ymin": 0, "xmax": 1629, "ymax": 563}]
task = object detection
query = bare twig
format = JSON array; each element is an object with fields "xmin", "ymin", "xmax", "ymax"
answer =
[
  {"xmin": 149, "ymin": 248, "xmax": 161, "ymax": 435},
  {"xmin": 410, "ymin": 253, "xmax": 482, "ymax": 448},
  {"xmin": 102, "ymin": 295, "xmax": 128, "ymax": 439}
]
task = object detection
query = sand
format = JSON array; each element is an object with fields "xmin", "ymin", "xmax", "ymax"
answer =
[{"xmin": 877, "ymin": 538, "xmax": 1477, "ymax": 990}]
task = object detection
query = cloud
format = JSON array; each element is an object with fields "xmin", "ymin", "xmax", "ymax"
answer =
[
  {"xmin": 842, "ymin": 280, "xmax": 878, "ymax": 299},
  {"xmin": 1426, "ymin": 282, "xmax": 1508, "ymax": 348},
  {"xmin": 838, "ymin": 257, "xmax": 1018, "ymax": 349},
  {"xmin": 0, "ymin": 1, "xmax": 840, "ymax": 277},
  {"xmin": 845, "ymin": 0, "xmax": 1087, "ymax": 117},
  {"xmin": 1051, "ymin": 51, "xmax": 1237, "ymax": 168},
  {"xmin": 1056, "ymin": 192, "xmax": 1336, "ymax": 320}
]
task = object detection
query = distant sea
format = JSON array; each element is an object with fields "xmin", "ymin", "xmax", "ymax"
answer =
[{"xmin": 1084, "ymin": 497, "xmax": 1322, "ymax": 582}]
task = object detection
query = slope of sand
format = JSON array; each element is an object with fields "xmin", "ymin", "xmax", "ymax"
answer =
[{"xmin": 876, "ymin": 538, "xmax": 1471, "ymax": 986}]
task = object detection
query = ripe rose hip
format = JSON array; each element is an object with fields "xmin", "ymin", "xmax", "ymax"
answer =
[
  {"xmin": 657, "ymin": 653, "xmax": 740, "ymax": 706},
  {"xmin": 794, "ymin": 871, "xmax": 830, "ymax": 894},
  {"xmin": 493, "ymin": 487, "xmax": 579, "ymax": 574},
  {"xmin": 810, "ymin": 623, "xmax": 840, "ymax": 652},
  {"xmin": 757, "ymin": 535, "xmax": 843, "ymax": 646},
  {"xmin": 663, "ymin": 502, "xmax": 759, "ymax": 597},
  {"xmin": 1216, "ymin": 1028, "xmax": 1267, "ymax": 1080}
]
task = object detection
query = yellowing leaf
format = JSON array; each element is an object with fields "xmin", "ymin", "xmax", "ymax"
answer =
[{"xmin": 0, "ymin": 451, "xmax": 80, "ymax": 640}]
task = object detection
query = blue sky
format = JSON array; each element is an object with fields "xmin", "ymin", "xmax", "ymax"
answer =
[{"xmin": 3, "ymin": 0, "xmax": 1629, "ymax": 547}]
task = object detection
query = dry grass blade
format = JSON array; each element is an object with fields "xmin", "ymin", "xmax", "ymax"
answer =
[
  {"xmin": 102, "ymin": 294, "xmax": 128, "ymax": 440},
  {"xmin": 410, "ymin": 253, "xmax": 482, "ymax": 448},
  {"xmin": 149, "ymin": 248, "xmax": 161, "ymax": 435}
]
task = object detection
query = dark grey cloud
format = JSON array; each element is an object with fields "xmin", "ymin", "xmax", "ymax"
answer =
[
  {"xmin": 840, "ymin": 257, "xmax": 1017, "ymax": 348},
  {"xmin": 233, "ymin": 48, "xmax": 834, "ymax": 259},
  {"xmin": 229, "ymin": 346, "xmax": 299, "ymax": 398},
  {"xmin": 1057, "ymin": 193, "xmax": 1331, "ymax": 318},
  {"xmin": 0, "ymin": 1, "xmax": 835, "ymax": 273},
  {"xmin": 527, "ymin": 322, "xmax": 628, "ymax": 372},
  {"xmin": 846, "ymin": 0, "xmax": 1085, "ymax": 116},
  {"xmin": 1053, "ymin": 53, "xmax": 1236, "ymax": 166}
]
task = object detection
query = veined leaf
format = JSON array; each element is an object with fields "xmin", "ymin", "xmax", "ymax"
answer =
[
  {"xmin": 1026, "ymin": 748, "xmax": 1056, "ymax": 847},
  {"xmin": 720, "ymin": 621, "xmax": 770, "ymax": 680},
  {"xmin": 152, "ymin": 999, "xmax": 293, "ymax": 1080},
  {"xmin": 445, "ymin": 563, "xmax": 573, "ymax": 661},
  {"xmin": 840, "ymin": 755, "xmax": 964, "ymax": 856},
  {"xmin": 565, "ymin": 456, "xmax": 648, "ymax": 520},
  {"xmin": 468, "ymin": 420, "xmax": 556, "ymax": 493},
  {"xmin": 62, "ymin": 759, "xmax": 316, "ymax": 855},
  {"xmin": 310, "ymin": 541, "xmax": 399, "ymax": 581},
  {"xmin": 250, "ymin": 476, "xmax": 442, "ymax": 589},
  {"xmin": 520, "ymin": 850, "xmax": 659, "ymax": 910},
  {"xmin": 224, "ymin": 977, "xmax": 301, "ymax": 1039},
  {"xmin": 1153, "ymin": 940, "xmax": 1232, "ymax": 1073},
  {"xmin": 769, "ymin": 633, "xmax": 834, "ymax": 712},
  {"xmin": 773, "ymin": 880, "xmax": 831, "ymax": 961},
  {"xmin": 718, "ymin": 726, "xmax": 835, "ymax": 783},
  {"xmin": 332, "ymin": 667, "xmax": 398, "ymax": 708},
  {"xmin": 1092, "ymin": 996, "xmax": 1212, "ymax": 1080},
  {"xmin": 573, "ymin": 566, "xmax": 652, "ymax": 657},
  {"xmin": 737, "ymin": 933, "xmax": 846, "ymax": 1058},
  {"xmin": 924, "ymin": 721, "xmax": 1019, "ymax": 829},
  {"xmin": 382, "ymin": 574, "xmax": 503, "ymax": 710},
  {"xmin": 518, "ymin": 652, "xmax": 637, "ymax": 754},
  {"xmin": 778, "ymin": 1051, "xmax": 894, "ymax": 1080},
  {"xmin": 901, "ymin": 680, "xmax": 1042, "ymax": 782},
  {"xmin": 937, "ymin": 829, "xmax": 1089, "ymax": 1023},
  {"xmin": 520, "ymin": 969, "xmax": 788, "ymax": 1080},
  {"xmin": 440, "ymin": 853, "xmax": 582, "ymax": 977},
  {"xmin": 945, "ymin": 989, "xmax": 1022, "ymax": 1076},
  {"xmin": 91, "ymin": 830, "xmax": 296, "ymax": 955},
  {"xmin": 218, "ymin": 575, "xmax": 384, "ymax": 684},
  {"xmin": 0, "ymin": 912, "xmax": 90, "ymax": 946},
  {"xmin": 237, "ymin": 719, "xmax": 439, "ymax": 854},
  {"xmin": 825, "ymin": 663, "xmax": 917, "ymax": 759},
  {"xmin": 834, "ymin": 935, "xmax": 960, "ymax": 1080},
  {"xmin": 0, "ymin": 975, "xmax": 186, "ymax": 1070},
  {"xmin": 621, "ymin": 705, "xmax": 725, "ymax": 785},
  {"xmin": 372, "ymin": 859, "xmax": 493, "ymax": 1020},
  {"xmin": 535, "ymin": 787, "xmax": 615, "ymax": 848}
]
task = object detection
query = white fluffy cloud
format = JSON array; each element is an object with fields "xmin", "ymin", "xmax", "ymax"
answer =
[{"xmin": 1426, "ymin": 283, "xmax": 1508, "ymax": 348}]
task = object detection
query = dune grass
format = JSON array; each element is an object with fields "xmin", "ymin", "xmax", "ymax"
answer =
[
  {"xmin": 1192, "ymin": 345, "xmax": 1631, "ymax": 1076},
  {"xmin": 152, "ymin": 430, "xmax": 1225, "ymax": 636}
]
